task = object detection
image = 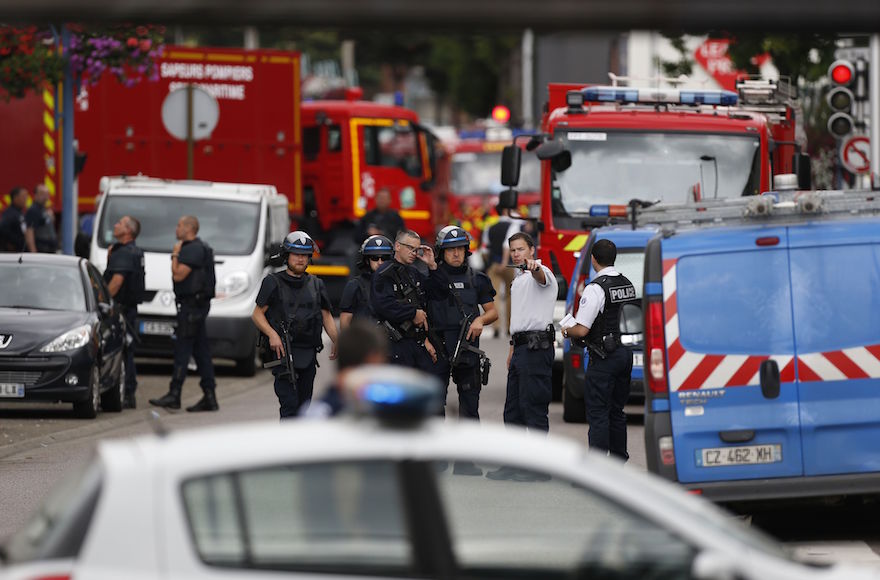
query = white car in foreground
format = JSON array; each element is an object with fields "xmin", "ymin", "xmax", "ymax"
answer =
[{"xmin": 1, "ymin": 366, "xmax": 876, "ymax": 580}]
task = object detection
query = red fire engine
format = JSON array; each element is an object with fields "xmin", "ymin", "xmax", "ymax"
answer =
[
  {"xmin": 299, "ymin": 94, "xmax": 448, "ymax": 299},
  {"xmin": 500, "ymin": 77, "xmax": 810, "ymax": 285},
  {"xmin": 447, "ymin": 129, "xmax": 540, "ymax": 251}
]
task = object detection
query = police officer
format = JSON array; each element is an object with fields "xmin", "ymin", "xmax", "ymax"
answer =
[
  {"xmin": 251, "ymin": 231, "xmax": 338, "ymax": 419},
  {"xmin": 371, "ymin": 229, "xmax": 449, "ymax": 372},
  {"xmin": 339, "ymin": 235, "xmax": 393, "ymax": 330},
  {"xmin": 563, "ymin": 239, "xmax": 635, "ymax": 461},
  {"xmin": 150, "ymin": 216, "xmax": 219, "ymax": 412},
  {"xmin": 103, "ymin": 215, "xmax": 145, "ymax": 409},
  {"xmin": 0, "ymin": 186, "xmax": 28, "ymax": 252},
  {"xmin": 24, "ymin": 184, "xmax": 57, "ymax": 253},
  {"xmin": 428, "ymin": 226, "xmax": 497, "ymax": 421}
]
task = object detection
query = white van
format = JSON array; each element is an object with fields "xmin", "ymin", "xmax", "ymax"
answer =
[{"xmin": 90, "ymin": 176, "xmax": 290, "ymax": 376}]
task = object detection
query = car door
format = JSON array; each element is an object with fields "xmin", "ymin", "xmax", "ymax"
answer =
[
  {"xmin": 788, "ymin": 219, "xmax": 880, "ymax": 476},
  {"xmin": 664, "ymin": 226, "xmax": 803, "ymax": 483}
]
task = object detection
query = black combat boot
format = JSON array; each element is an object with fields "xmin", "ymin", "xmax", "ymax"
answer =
[
  {"xmin": 186, "ymin": 390, "xmax": 219, "ymax": 412},
  {"xmin": 149, "ymin": 388, "xmax": 181, "ymax": 409}
]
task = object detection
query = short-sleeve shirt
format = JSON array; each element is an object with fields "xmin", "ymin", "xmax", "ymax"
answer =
[
  {"xmin": 105, "ymin": 241, "xmax": 141, "ymax": 304},
  {"xmin": 173, "ymin": 238, "xmax": 210, "ymax": 298},
  {"xmin": 574, "ymin": 266, "xmax": 620, "ymax": 330},
  {"xmin": 256, "ymin": 271, "xmax": 332, "ymax": 314},
  {"xmin": 509, "ymin": 264, "xmax": 558, "ymax": 334},
  {"xmin": 340, "ymin": 273, "xmax": 373, "ymax": 318},
  {"xmin": 25, "ymin": 204, "xmax": 57, "ymax": 252},
  {"xmin": 0, "ymin": 206, "xmax": 26, "ymax": 252}
]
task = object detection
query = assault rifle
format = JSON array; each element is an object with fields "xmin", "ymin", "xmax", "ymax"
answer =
[
  {"xmin": 262, "ymin": 322, "xmax": 298, "ymax": 381},
  {"xmin": 451, "ymin": 314, "xmax": 491, "ymax": 385}
]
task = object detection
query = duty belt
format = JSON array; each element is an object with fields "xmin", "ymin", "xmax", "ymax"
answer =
[{"xmin": 511, "ymin": 329, "xmax": 554, "ymax": 347}]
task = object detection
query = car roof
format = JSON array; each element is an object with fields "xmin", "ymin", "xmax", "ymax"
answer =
[
  {"xmin": 100, "ymin": 176, "xmax": 278, "ymax": 203},
  {"xmin": 0, "ymin": 253, "xmax": 84, "ymax": 268}
]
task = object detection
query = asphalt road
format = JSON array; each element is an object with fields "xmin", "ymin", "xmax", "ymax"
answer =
[{"xmin": 1, "ymin": 331, "xmax": 879, "ymax": 569}]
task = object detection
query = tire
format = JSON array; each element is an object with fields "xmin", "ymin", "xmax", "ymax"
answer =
[
  {"xmin": 101, "ymin": 356, "xmax": 124, "ymax": 412},
  {"xmin": 552, "ymin": 361, "xmax": 563, "ymax": 402},
  {"xmin": 562, "ymin": 372, "xmax": 587, "ymax": 424},
  {"xmin": 234, "ymin": 346, "xmax": 257, "ymax": 377},
  {"xmin": 73, "ymin": 365, "xmax": 101, "ymax": 419}
]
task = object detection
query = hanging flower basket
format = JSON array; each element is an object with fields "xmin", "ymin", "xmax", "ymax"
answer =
[{"xmin": 0, "ymin": 24, "xmax": 166, "ymax": 100}]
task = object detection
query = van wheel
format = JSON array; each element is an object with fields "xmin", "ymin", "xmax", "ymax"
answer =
[
  {"xmin": 73, "ymin": 365, "xmax": 101, "ymax": 419},
  {"xmin": 562, "ymin": 374, "xmax": 587, "ymax": 423},
  {"xmin": 235, "ymin": 348, "xmax": 257, "ymax": 377}
]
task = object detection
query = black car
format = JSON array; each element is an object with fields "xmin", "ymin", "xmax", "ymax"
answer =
[{"xmin": 0, "ymin": 253, "xmax": 126, "ymax": 418}]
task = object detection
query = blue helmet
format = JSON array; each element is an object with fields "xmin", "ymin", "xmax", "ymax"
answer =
[
  {"xmin": 358, "ymin": 235, "xmax": 393, "ymax": 270},
  {"xmin": 281, "ymin": 231, "xmax": 316, "ymax": 256},
  {"xmin": 435, "ymin": 225, "xmax": 471, "ymax": 262}
]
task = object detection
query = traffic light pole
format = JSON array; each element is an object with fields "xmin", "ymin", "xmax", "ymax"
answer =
[{"xmin": 871, "ymin": 34, "xmax": 880, "ymax": 189}]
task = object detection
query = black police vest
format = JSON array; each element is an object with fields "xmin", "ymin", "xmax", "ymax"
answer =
[
  {"xmin": 586, "ymin": 274, "xmax": 636, "ymax": 347},
  {"xmin": 174, "ymin": 239, "xmax": 213, "ymax": 300},
  {"xmin": 106, "ymin": 242, "xmax": 145, "ymax": 306},
  {"xmin": 429, "ymin": 265, "xmax": 479, "ymax": 332},
  {"xmin": 387, "ymin": 262, "xmax": 427, "ymax": 310},
  {"xmin": 268, "ymin": 274, "xmax": 323, "ymax": 349},
  {"xmin": 352, "ymin": 274, "xmax": 376, "ymax": 321}
]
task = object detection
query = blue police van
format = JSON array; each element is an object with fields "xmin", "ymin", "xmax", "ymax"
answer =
[
  {"xmin": 561, "ymin": 223, "xmax": 656, "ymax": 423},
  {"xmin": 641, "ymin": 191, "xmax": 880, "ymax": 504}
]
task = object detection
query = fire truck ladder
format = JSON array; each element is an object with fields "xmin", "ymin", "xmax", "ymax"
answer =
[{"xmin": 630, "ymin": 190, "xmax": 880, "ymax": 235}]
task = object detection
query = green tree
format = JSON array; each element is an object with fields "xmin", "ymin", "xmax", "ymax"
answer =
[{"xmin": 722, "ymin": 33, "xmax": 836, "ymax": 84}]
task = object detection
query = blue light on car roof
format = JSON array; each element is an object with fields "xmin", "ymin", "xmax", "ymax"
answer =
[
  {"xmin": 582, "ymin": 87, "xmax": 738, "ymax": 106},
  {"xmin": 590, "ymin": 205, "xmax": 610, "ymax": 216},
  {"xmin": 346, "ymin": 365, "xmax": 444, "ymax": 422}
]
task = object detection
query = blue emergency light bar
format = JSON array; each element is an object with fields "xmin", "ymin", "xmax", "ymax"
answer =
[
  {"xmin": 347, "ymin": 365, "xmax": 443, "ymax": 421},
  {"xmin": 589, "ymin": 205, "xmax": 628, "ymax": 217},
  {"xmin": 582, "ymin": 87, "xmax": 738, "ymax": 107}
]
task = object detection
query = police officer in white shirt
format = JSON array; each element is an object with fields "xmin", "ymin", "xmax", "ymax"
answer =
[
  {"xmin": 501, "ymin": 232, "xmax": 557, "ymax": 429},
  {"xmin": 563, "ymin": 239, "xmax": 636, "ymax": 461}
]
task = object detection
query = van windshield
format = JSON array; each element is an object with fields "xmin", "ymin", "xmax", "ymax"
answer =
[{"xmin": 97, "ymin": 196, "xmax": 261, "ymax": 255}]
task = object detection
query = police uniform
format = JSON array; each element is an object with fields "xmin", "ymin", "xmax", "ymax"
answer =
[
  {"xmin": 0, "ymin": 204, "xmax": 25, "ymax": 252},
  {"xmin": 427, "ymin": 228, "xmax": 495, "ymax": 419},
  {"xmin": 103, "ymin": 239, "xmax": 145, "ymax": 404},
  {"xmin": 24, "ymin": 202, "xmax": 57, "ymax": 253},
  {"xmin": 339, "ymin": 235, "xmax": 393, "ymax": 323},
  {"xmin": 256, "ymin": 270, "xmax": 332, "ymax": 418},
  {"xmin": 150, "ymin": 237, "xmax": 217, "ymax": 411},
  {"xmin": 574, "ymin": 266, "xmax": 636, "ymax": 460},
  {"xmin": 371, "ymin": 258, "xmax": 449, "ymax": 373},
  {"xmin": 506, "ymin": 263, "xmax": 558, "ymax": 432}
]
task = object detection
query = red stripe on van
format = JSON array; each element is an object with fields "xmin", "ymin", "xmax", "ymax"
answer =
[
  {"xmin": 667, "ymin": 338, "xmax": 685, "ymax": 368},
  {"xmin": 662, "ymin": 259, "xmax": 677, "ymax": 276},
  {"xmin": 725, "ymin": 355, "xmax": 768, "ymax": 387},
  {"xmin": 824, "ymin": 350, "xmax": 870, "ymax": 380},
  {"xmin": 796, "ymin": 358, "xmax": 822, "ymax": 382},
  {"xmin": 680, "ymin": 354, "xmax": 725, "ymax": 390},
  {"xmin": 664, "ymin": 292, "xmax": 677, "ymax": 324},
  {"xmin": 780, "ymin": 359, "xmax": 796, "ymax": 383},
  {"xmin": 865, "ymin": 344, "xmax": 880, "ymax": 362}
]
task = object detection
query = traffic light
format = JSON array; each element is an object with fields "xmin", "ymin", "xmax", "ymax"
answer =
[{"xmin": 827, "ymin": 60, "xmax": 855, "ymax": 139}]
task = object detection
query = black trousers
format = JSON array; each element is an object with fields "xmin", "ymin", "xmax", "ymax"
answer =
[
  {"xmin": 585, "ymin": 346, "xmax": 633, "ymax": 460},
  {"xmin": 431, "ymin": 357, "xmax": 482, "ymax": 419},
  {"xmin": 170, "ymin": 302, "xmax": 215, "ymax": 395},
  {"xmin": 504, "ymin": 344, "xmax": 553, "ymax": 432},
  {"xmin": 389, "ymin": 338, "xmax": 436, "ymax": 374},
  {"xmin": 122, "ymin": 306, "xmax": 138, "ymax": 395},
  {"xmin": 274, "ymin": 361, "xmax": 318, "ymax": 419}
]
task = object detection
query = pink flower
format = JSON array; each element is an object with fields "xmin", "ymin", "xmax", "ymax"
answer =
[
  {"xmin": 126, "ymin": 37, "xmax": 138, "ymax": 49},
  {"xmin": 139, "ymin": 39, "xmax": 151, "ymax": 52}
]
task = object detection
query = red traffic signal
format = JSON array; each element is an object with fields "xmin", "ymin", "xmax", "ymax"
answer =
[
  {"xmin": 491, "ymin": 105, "xmax": 511, "ymax": 124},
  {"xmin": 829, "ymin": 60, "xmax": 855, "ymax": 86}
]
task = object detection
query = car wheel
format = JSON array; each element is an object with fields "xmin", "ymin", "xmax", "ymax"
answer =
[
  {"xmin": 101, "ymin": 356, "xmax": 124, "ymax": 412},
  {"xmin": 562, "ymin": 371, "xmax": 587, "ymax": 423},
  {"xmin": 73, "ymin": 365, "xmax": 101, "ymax": 419},
  {"xmin": 234, "ymin": 347, "xmax": 257, "ymax": 377},
  {"xmin": 552, "ymin": 361, "xmax": 563, "ymax": 402}
]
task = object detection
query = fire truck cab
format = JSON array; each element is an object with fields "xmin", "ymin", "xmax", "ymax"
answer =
[{"xmin": 299, "ymin": 98, "xmax": 446, "ymax": 306}]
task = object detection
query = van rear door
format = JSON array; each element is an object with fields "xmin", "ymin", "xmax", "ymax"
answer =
[
  {"xmin": 664, "ymin": 226, "xmax": 803, "ymax": 483},
  {"xmin": 788, "ymin": 220, "xmax": 880, "ymax": 477}
]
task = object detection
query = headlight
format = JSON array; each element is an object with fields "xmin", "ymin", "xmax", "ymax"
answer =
[
  {"xmin": 215, "ymin": 271, "xmax": 251, "ymax": 300},
  {"xmin": 41, "ymin": 325, "xmax": 92, "ymax": 352}
]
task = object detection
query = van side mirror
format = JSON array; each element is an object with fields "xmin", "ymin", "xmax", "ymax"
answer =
[
  {"xmin": 498, "ymin": 189, "xmax": 519, "ymax": 209},
  {"xmin": 267, "ymin": 252, "xmax": 284, "ymax": 268},
  {"xmin": 793, "ymin": 153, "xmax": 812, "ymax": 190},
  {"xmin": 501, "ymin": 145, "xmax": 522, "ymax": 187}
]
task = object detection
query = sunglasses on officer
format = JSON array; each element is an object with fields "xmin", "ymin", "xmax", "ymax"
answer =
[{"xmin": 368, "ymin": 255, "xmax": 390, "ymax": 262}]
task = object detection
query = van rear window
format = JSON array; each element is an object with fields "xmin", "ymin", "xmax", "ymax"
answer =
[
  {"xmin": 675, "ymin": 250, "xmax": 794, "ymax": 354},
  {"xmin": 789, "ymin": 244, "xmax": 880, "ymax": 353}
]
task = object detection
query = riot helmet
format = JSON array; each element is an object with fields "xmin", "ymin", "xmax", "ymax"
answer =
[
  {"xmin": 435, "ymin": 225, "xmax": 471, "ymax": 263},
  {"xmin": 358, "ymin": 234, "xmax": 393, "ymax": 271},
  {"xmin": 281, "ymin": 231, "xmax": 316, "ymax": 258}
]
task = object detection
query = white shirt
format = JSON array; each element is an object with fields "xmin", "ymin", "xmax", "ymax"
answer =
[
  {"xmin": 509, "ymin": 264, "xmax": 558, "ymax": 333},
  {"xmin": 574, "ymin": 266, "xmax": 620, "ymax": 329}
]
